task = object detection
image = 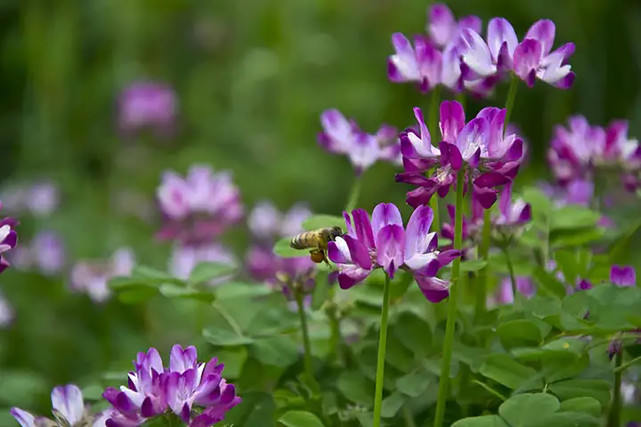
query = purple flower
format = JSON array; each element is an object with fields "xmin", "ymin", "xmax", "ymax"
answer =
[
  {"xmin": 396, "ymin": 101, "xmax": 524, "ymax": 209},
  {"xmin": 245, "ymin": 202, "xmax": 316, "ymax": 297},
  {"xmin": 0, "ymin": 291, "xmax": 14, "ymax": 328},
  {"xmin": 540, "ymin": 179, "xmax": 594, "ymax": 207},
  {"xmin": 118, "ymin": 81, "xmax": 178, "ymax": 137},
  {"xmin": 70, "ymin": 248, "xmax": 135, "ymax": 303},
  {"xmin": 0, "ymin": 205, "xmax": 18, "ymax": 275},
  {"xmin": 318, "ymin": 109, "xmax": 400, "ymax": 173},
  {"xmin": 607, "ymin": 338, "xmax": 622, "ymax": 360},
  {"xmin": 388, "ymin": 4, "xmax": 483, "ymax": 94},
  {"xmin": 103, "ymin": 345, "xmax": 240, "ymax": 426},
  {"xmin": 327, "ymin": 203, "xmax": 460, "ymax": 302},
  {"xmin": 0, "ymin": 181, "xmax": 59, "ymax": 217},
  {"xmin": 10, "ymin": 230, "xmax": 65, "ymax": 275},
  {"xmin": 548, "ymin": 116, "xmax": 641, "ymax": 191},
  {"xmin": 460, "ymin": 18, "xmax": 575, "ymax": 88},
  {"xmin": 11, "ymin": 384, "xmax": 92, "ymax": 426},
  {"xmin": 494, "ymin": 184, "xmax": 531, "ymax": 227},
  {"xmin": 169, "ymin": 243, "xmax": 235, "ymax": 283},
  {"xmin": 493, "ymin": 276, "xmax": 535, "ymax": 305},
  {"xmin": 610, "ymin": 265, "xmax": 636, "ymax": 287},
  {"xmin": 157, "ymin": 165, "xmax": 243, "ymax": 244}
]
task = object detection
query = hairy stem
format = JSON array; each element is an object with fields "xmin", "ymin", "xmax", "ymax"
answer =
[
  {"xmin": 345, "ymin": 174, "xmax": 363, "ymax": 212},
  {"xmin": 504, "ymin": 75, "xmax": 519, "ymax": 137},
  {"xmin": 475, "ymin": 208, "xmax": 492, "ymax": 318},
  {"xmin": 608, "ymin": 350, "xmax": 623, "ymax": 427},
  {"xmin": 296, "ymin": 293, "xmax": 314, "ymax": 381},
  {"xmin": 434, "ymin": 168, "xmax": 465, "ymax": 427}
]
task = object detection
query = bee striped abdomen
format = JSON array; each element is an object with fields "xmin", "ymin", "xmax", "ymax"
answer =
[{"xmin": 290, "ymin": 231, "xmax": 320, "ymax": 249}]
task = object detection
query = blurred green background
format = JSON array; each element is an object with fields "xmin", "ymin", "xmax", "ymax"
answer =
[{"xmin": 0, "ymin": 0, "xmax": 640, "ymax": 420}]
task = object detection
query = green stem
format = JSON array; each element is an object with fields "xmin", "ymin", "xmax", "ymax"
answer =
[
  {"xmin": 430, "ymin": 197, "xmax": 440, "ymax": 233},
  {"xmin": 503, "ymin": 75, "xmax": 519, "ymax": 137},
  {"xmin": 433, "ymin": 168, "xmax": 465, "ymax": 427},
  {"xmin": 503, "ymin": 247, "xmax": 519, "ymax": 309},
  {"xmin": 296, "ymin": 293, "xmax": 314, "ymax": 380},
  {"xmin": 475, "ymin": 209, "xmax": 492, "ymax": 318},
  {"xmin": 608, "ymin": 350, "xmax": 623, "ymax": 427},
  {"xmin": 403, "ymin": 404, "xmax": 417, "ymax": 427},
  {"xmin": 327, "ymin": 285, "xmax": 343, "ymax": 364},
  {"xmin": 615, "ymin": 354, "xmax": 641, "ymax": 373},
  {"xmin": 455, "ymin": 92, "xmax": 466, "ymax": 112},
  {"xmin": 373, "ymin": 274, "xmax": 391, "ymax": 427},
  {"xmin": 427, "ymin": 86, "xmax": 442, "ymax": 143},
  {"xmin": 345, "ymin": 174, "xmax": 363, "ymax": 212}
]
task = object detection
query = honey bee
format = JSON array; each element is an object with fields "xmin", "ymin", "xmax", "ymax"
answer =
[{"xmin": 290, "ymin": 226, "xmax": 343, "ymax": 264}]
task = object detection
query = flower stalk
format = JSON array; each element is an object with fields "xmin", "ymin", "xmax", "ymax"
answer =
[
  {"xmin": 427, "ymin": 88, "xmax": 441, "ymax": 232},
  {"xmin": 295, "ymin": 291, "xmax": 314, "ymax": 381},
  {"xmin": 475, "ymin": 208, "xmax": 492, "ymax": 318},
  {"xmin": 434, "ymin": 168, "xmax": 466, "ymax": 427},
  {"xmin": 373, "ymin": 273, "xmax": 392, "ymax": 427},
  {"xmin": 608, "ymin": 350, "xmax": 623, "ymax": 427},
  {"xmin": 503, "ymin": 75, "xmax": 519, "ymax": 137}
]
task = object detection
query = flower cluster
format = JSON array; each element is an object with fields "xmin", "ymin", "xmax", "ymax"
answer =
[
  {"xmin": 388, "ymin": 3, "xmax": 483, "ymax": 93},
  {"xmin": 460, "ymin": 17, "xmax": 575, "ymax": 89},
  {"xmin": 102, "ymin": 345, "xmax": 240, "ymax": 426},
  {"xmin": 318, "ymin": 109, "xmax": 400, "ymax": 174},
  {"xmin": 548, "ymin": 116, "xmax": 641, "ymax": 191},
  {"xmin": 388, "ymin": 3, "xmax": 574, "ymax": 95},
  {"xmin": 118, "ymin": 81, "xmax": 178, "ymax": 138},
  {"xmin": 0, "ymin": 180, "xmax": 59, "ymax": 217},
  {"xmin": 70, "ymin": 247, "xmax": 135, "ymax": 303},
  {"xmin": 12, "ymin": 384, "xmax": 94, "ymax": 427},
  {"xmin": 396, "ymin": 101, "xmax": 524, "ymax": 209},
  {"xmin": 328, "ymin": 203, "xmax": 460, "ymax": 302},
  {"xmin": 11, "ymin": 230, "xmax": 65, "ymax": 276},
  {"xmin": 245, "ymin": 202, "xmax": 316, "ymax": 300},
  {"xmin": 157, "ymin": 165, "xmax": 243, "ymax": 244}
]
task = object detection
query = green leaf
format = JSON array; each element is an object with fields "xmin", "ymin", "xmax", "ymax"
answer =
[
  {"xmin": 548, "ymin": 379, "xmax": 611, "ymax": 407},
  {"xmin": 542, "ymin": 352, "xmax": 589, "ymax": 383},
  {"xmin": 530, "ymin": 412, "xmax": 600, "ymax": 427},
  {"xmin": 550, "ymin": 206, "xmax": 600, "ymax": 230},
  {"xmin": 159, "ymin": 284, "xmax": 215, "ymax": 302},
  {"xmin": 555, "ymin": 250, "xmax": 580, "ymax": 286},
  {"xmin": 278, "ymin": 410, "xmax": 325, "ymax": 427},
  {"xmin": 203, "ymin": 327, "xmax": 254, "ymax": 346},
  {"xmin": 188, "ymin": 262, "xmax": 235, "ymax": 285},
  {"xmin": 274, "ymin": 237, "xmax": 308, "ymax": 258},
  {"xmin": 132, "ymin": 265, "xmax": 178, "ymax": 283},
  {"xmin": 311, "ymin": 270, "xmax": 329, "ymax": 310},
  {"xmin": 302, "ymin": 214, "xmax": 345, "ymax": 231},
  {"xmin": 461, "ymin": 260, "xmax": 488, "ymax": 272},
  {"xmin": 396, "ymin": 369, "xmax": 431, "ymax": 398},
  {"xmin": 215, "ymin": 282, "xmax": 273, "ymax": 299},
  {"xmin": 480, "ymin": 354, "xmax": 542, "ymax": 390},
  {"xmin": 117, "ymin": 286, "xmax": 158, "ymax": 304},
  {"xmin": 496, "ymin": 319, "xmax": 542, "ymax": 349},
  {"xmin": 550, "ymin": 227, "xmax": 604, "ymax": 247},
  {"xmin": 452, "ymin": 416, "xmax": 510, "ymax": 427},
  {"xmin": 499, "ymin": 393, "xmax": 560, "ymax": 426},
  {"xmin": 392, "ymin": 311, "xmax": 432, "ymax": 358},
  {"xmin": 225, "ymin": 392, "xmax": 275, "ymax": 427},
  {"xmin": 246, "ymin": 308, "xmax": 299, "ymax": 336},
  {"xmin": 213, "ymin": 346, "xmax": 248, "ymax": 379},
  {"xmin": 381, "ymin": 391, "xmax": 405, "ymax": 418},
  {"xmin": 559, "ymin": 397, "xmax": 601, "ymax": 417},
  {"xmin": 337, "ymin": 370, "xmax": 374, "ymax": 406},
  {"xmin": 532, "ymin": 267, "xmax": 566, "ymax": 299},
  {"xmin": 250, "ymin": 336, "xmax": 298, "ymax": 367},
  {"xmin": 81, "ymin": 384, "xmax": 104, "ymax": 401}
]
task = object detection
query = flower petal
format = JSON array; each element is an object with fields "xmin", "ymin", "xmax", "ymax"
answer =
[
  {"xmin": 10, "ymin": 408, "xmax": 35, "ymax": 427},
  {"xmin": 461, "ymin": 29, "xmax": 496, "ymax": 77},
  {"xmin": 487, "ymin": 18, "xmax": 518, "ymax": 61},
  {"xmin": 428, "ymin": 3, "xmax": 456, "ymax": 47},
  {"xmin": 376, "ymin": 225, "xmax": 405, "ymax": 278},
  {"xmin": 513, "ymin": 39, "xmax": 542, "ymax": 87},
  {"xmin": 51, "ymin": 384, "xmax": 84, "ymax": 425},
  {"xmin": 372, "ymin": 203, "xmax": 403, "ymax": 237},
  {"xmin": 389, "ymin": 33, "xmax": 420, "ymax": 82},
  {"xmin": 351, "ymin": 209, "xmax": 375, "ymax": 250},
  {"xmin": 525, "ymin": 19, "xmax": 556, "ymax": 56},
  {"xmin": 343, "ymin": 235, "xmax": 372, "ymax": 270},
  {"xmin": 404, "ymin": 205, "xmax": 434, "ymax": 259},
  {"xmin": 439, "ymin": 100, "xmax": 465, "ymax": 143},
  {"xmin": 415, "ymin": 276, "xmax": 450, "ymax": 303},
  {"xmin": 610, "ymin": 265, "xmax": 636, "ymax": 287}
]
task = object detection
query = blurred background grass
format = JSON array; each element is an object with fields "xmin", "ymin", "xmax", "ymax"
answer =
[{"xmin": 0, "ymin": 0, "xmax": 640, "ymax": 419}]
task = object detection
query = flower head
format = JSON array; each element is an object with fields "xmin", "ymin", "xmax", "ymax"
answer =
[
  {"xmin": 492, "ymin": 276, "xmax": 535, "ymax": 305},
  {"xmin": 70, "ymin": 248, "xmax": 135, "ymax": 303},
  {"xmin": 548, "ymin": 116, "xmax": 641, "ymax": 191},
  {"xmin": 460, "ymin": 18, "xmax": 575, "ymax": 88},
  {"xmin": 11, "ymin": 230, "xmax": 65, "ymax": 275},
  {"xmin": 318, "ymin": 109, "xmax": 400, "ymax": 174},
  {"xmin": 396, "ymin": 101, "xmax": 524, "ymax": 209},
  {"xmin": 11, "ymin": 384, "xmax": 94, "ymax": 427},
  {"xmin": 118, "ymin": 81, "xmax": 178, "ymax": 137},
  {"xmin": 157, "ymin": 165, "xmax": 243, "ymax": 244},
  {"xmin": 388, "ymin": 4, "xmax": 484, "ymax": 94},
  {"xmin": 0, "ymin": 203, "xmax": 18, "ymax": 275},
  {"xmin": 103, "ymin": 345, "xmax": 240, "ymax": 426},
  {"xmin": 328, "ymin": 204, "xmax": 460, "ymax": 302},
  {"xmin": 245, "ymin": 202, "xmax": 316, "ymax": 298}
]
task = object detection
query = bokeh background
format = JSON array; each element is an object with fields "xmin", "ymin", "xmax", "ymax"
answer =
[{"xmin": 1, "ymin": 0, "xmax": 640, "ymax": 422}]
